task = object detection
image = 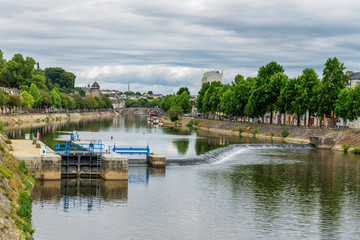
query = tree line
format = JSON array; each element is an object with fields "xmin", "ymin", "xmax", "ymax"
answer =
[
  {"xmin": 0, "ymin": 49, "xmax": 113, "ymax": 112},
  {"xmin": 196, "ymin": 57, "xmax": 355, "ymax": 127}
]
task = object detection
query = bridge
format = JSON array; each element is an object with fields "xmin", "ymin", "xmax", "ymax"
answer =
[{"xmin": 114, "ymin": 107, "xmax": 164, "ymax": 115}]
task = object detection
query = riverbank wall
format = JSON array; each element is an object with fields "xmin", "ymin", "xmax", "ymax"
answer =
[
  {"xmin": 0, "ymin": 111, "xmax": 116, "ymax": 126},
  {"xmin": 186, "ymin": 118, "xmax": 360, "ymax": 151}
]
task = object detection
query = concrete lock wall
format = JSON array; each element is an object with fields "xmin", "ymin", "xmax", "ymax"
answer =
[
  {"xmin": 147, "ymin": 155, "xmax": 166, "ymax": 168},
  {"xmin": 20, "ymin": 153, "xmax": 62, "ymax": 180},
  {"xmin": 100, "ymin": 154, "xmax": 129, "ymax": 180}
]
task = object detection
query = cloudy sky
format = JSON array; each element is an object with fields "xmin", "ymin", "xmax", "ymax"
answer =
[{"xmin": 1, "ymin": 0, "xmax": 359, "ymax": 94}]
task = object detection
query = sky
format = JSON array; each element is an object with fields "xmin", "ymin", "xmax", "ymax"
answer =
[{"xmin": 1, "ymin": 0, "xmax": 360, "ymax": 94}]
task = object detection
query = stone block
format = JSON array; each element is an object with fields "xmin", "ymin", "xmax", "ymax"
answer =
[
  {"xmin": 100, "ymin": 154, "xmax": 128, "ymax": 180},
  {"xmin": 147, "ymin": 155, "xmax": 166, "ymax": 168}
]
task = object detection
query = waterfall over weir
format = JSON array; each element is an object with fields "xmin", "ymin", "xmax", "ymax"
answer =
[{"xmin": 167, "ymin": 143, "xmax": 315, "ymax": 166}]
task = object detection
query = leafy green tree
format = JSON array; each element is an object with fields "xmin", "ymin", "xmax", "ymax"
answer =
[
  {"xmin": 349, "ymin": 85, "xmax": 360, "ymax": 122},
  {"xmin": 0, "ymin": 50, "xmax": 6, "ymax": 87},
  {"xmin": 135, "ymin": 92, "xmax": 141, "ymax": 96},
  {"xmin": 147, "ymin": 91, "xmax": 153, "ymax": 96},
  {"xmin": 177, "ymin": 87, "xmax": 190, "ymax": 96},
  {"xmin": 72, "ymin": 94, "xmax": 86, "ymax": 109},
  {"xmin": 8, "ymin": 94, "xmax": 21, "ymax": 113},
  {"xmin": 45, "ymin": 67, "xmax": 76, "ymax": 90},
  {"xmin": 267, "ymin": 72, "xmax": 288, "ymax": 123},
  {"xmin": 5, "ymin": 54, "xmax": 35, "ymax": 88},
  {"xmin": 247, "ymin": 61, "xmax": 284, "ymax": 122},
  {"xmin": 196, "ymin": 82, "xmax": 210, "ymax": 113},
  {"xmin": 59, "ymin": 93, "xmax": 70, "ymax": 109},
  {"xmin": 318, "ymin": 57, "xmax": 349, "ymax": 127},
  {"xmin": 219, "ymin": 87, "xmax": 233, "ymax": 116},
  {"xmin": 29, "ymin": 83, "xmax": 42, "ymax": 109},
  {"xmin": 102, "ymin": 95, "xmax": 113, "ymax": 109},
  {"xmin": 21, "ymin": 90, "xmax": 35, "ymax": 109},
  {"xmin": 50, "ymin": 88, "xmax": 61, "ymax": 108},
  {"xmin": 84, "ymin": 96, "xmax": 98, "ymax": 109},
  {"xmin": 168, "ymin": 106, "xmax": 183, "ymax": 121},
  {"xmin": 94, "ymin": 96, "xmax": 105, "ymax": 109},
  {"xmin": 159, "ymin": 94, "xmax": 175, "ymax": 111},
  {"xmin": 0, "ymin": 89, "xmax": 9, "ymax": 114},
  {"xmin": 178, "ymin": 91, "xmax": 192, "ymax": 113},
  {"xmin": 40, "ymin": 89, "xmax": 52, "ymax": 108},
  {"xmin": 231, "ymin": 76, "xmax": 253, "ymax": 118},
  {"xmin": 31, "ymin": 70, "xmax": 48, "ymax": 90},
  {"xmin": 335, "ymin": 88, "xmax": 352, "ymax": 127}
]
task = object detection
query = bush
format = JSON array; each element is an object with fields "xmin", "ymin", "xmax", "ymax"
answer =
[
  {"xmin": 36, "ymin": 143, "xmax": 41, "ymax": 148},
  {"xmin": 19, "ymin": 161, "xmax": 28, "ymax": 175},
  {"xmin": 342, "ymin": 143, "xmax": 350, "ymax": 152},
  {"xmin": 352, "ymin": 148, "xmax": 360, "ymax": 154},
  {"xmin": 16, "ymin": 191, "xmax": 33, "ymax": 221},
  {"xmin": 238, "ymin": 128, "xmax": 243, "ymax": 134},
  {"xmin": 4, "ymin": 139, "xmax": 12, "ymax": 144},
  {"xmin": 252, "ymin": 128, "xmax": 259, "ymax": 137},
  {"xmin": 281, "ymin": 128, "xmax": 289, "ymax": 138}
]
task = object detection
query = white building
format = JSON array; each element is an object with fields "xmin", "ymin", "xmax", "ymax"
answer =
[
  {"xmin": 202, "ymin": 71, "xmax": 223, "ymax": 84},
  {"xmin": 347, "ymin": 71, "xmax": 360, "ymax": 89}
]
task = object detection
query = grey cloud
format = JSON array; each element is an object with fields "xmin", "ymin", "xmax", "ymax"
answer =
[{"xmin": 1, "ymin": 0, "xmax": 360, "ymax": 94}]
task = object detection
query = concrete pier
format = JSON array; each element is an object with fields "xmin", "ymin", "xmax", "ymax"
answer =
[
  {"xmin": 11, "ymin": 140, "xmax": 61, "ymax": 180},
  {"xmin": 100, "ymin": 154, "xmax": 129, "ymax": 180},
  {"xmin": 147, "ymin": 155, "xmax": 166, "ymax": 168}
]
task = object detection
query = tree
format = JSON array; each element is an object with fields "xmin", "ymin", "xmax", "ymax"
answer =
[
  {"xmin": 84, "ymin": 96, "xmax": 98, "ymax": 109},
  {"xmin": 8, "ymin": 94, "xmax": 21, "ymax": 113},
  {"xmin": 0, "ymin": 89, "xmax": 9, "ymax": 114},
  {"xmin": 267, "ymin": 73, "xmax": 288, "ymax": 123},
  {"xmin": 5, "ymin": 54, "xmax": 35, "ymax": 88},
  {"xmin": 29, "ymin": 83, "xmax": 42, "ymax": 109},
  {"xmin": 147, "ymin": 91, "xmax": 153, "ymax": 96},
  {"xmin": 40, "ymin": 89, "xmax": 52, "ymax": 108},
  {"xmin": 247, "ymin": 61, "xmax": 284, "ymax": 122},
  {"xmin": 196, "ymin": 82, "xmax": 210, "ymax": 114},
  {"xmin": 45, "ymin": 67, "xmax": 76, "ymax": 90},
  {"xmin": 334, "ymin": 88, "xmax": 352, "ymax": 127},
  {"xmin": 31, "ymin": 70, "xmax": 48, "ymax": 90},
  {"xmin": 178, "ymin": 91, "xmax": 192, "ymax": 113},
  {"xmin": 0, "ymin": 50, "xmax": 6, "ymax": 87},
  {"xmin": 318, "ymin": 57, "xmax": 349, "ymax": 127},
  {"xmin": 231, "ymin": 76, "xmax": 254, "ymax": 118},
  {"xmin": 50, "ymin": 88, "xmax": 61, "ymax": 108},
  {"xmin": 177, "ymin": 87, "xmax": 190, "ymax": 96},
  {"xmin": 168, "ymin": 106, "xmax": 183, "ymax": 121},
  {"xmin": 21, "ymin": 90, "xmax": 35, "ymax": 109},
  {"xmin": 102, "ymin": 95, "xmax": 113, "ymax": 109},
  {"xmin": 135, "ymin": 92, "xmax": 141, "ymax": 96}
]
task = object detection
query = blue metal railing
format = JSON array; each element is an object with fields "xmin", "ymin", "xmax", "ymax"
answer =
[
  {"xmin": 53, "ymin": 140, "xmax": 105, "ymax": 155},
  {"xmin": 109, "ymin": 145, "xmax": 150, "ymax": 156},
  {"xmin": 70, "ymin": 131, "xmax": 80, "ymax": 142}
]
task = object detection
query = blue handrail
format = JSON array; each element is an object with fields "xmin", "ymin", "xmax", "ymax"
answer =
[
  {"xmin": 53, "ymin": 141, "xmax": 105, "ymax": 155},
  {"xmin": 109, "ymin": 145, "xmax": 150, "ymax": 156}
]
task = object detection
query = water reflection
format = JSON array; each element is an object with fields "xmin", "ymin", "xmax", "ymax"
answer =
[{"xmin": 199, "ymin": 149, "xmax": 360, "ymax": 240}]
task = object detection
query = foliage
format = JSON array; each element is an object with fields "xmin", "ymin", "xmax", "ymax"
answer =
[
  {"xmin": 21, "ymin": 91, "xmax": 34, "ymax": 109},
  {"xmin": 281, "ymin": 128, "xmax": 289, "ymax": 138},
  {"xmin": 352, "ymin": 148, "xmax": 360, "ymax": 154},
  {"xmin": 168, "ymin": 106, "xmax": 183, "ymax": 121},
  {"xmin": 342, "ymin": 143, "xmax": 349, "ymax": 152},
  {"xmin": 177, "ymin": 87, "xmax": 190, "ymax": 96}
]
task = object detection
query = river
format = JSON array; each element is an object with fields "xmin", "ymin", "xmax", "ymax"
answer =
[{"xmin": 6, "ymin": 114, "xmax": 360, "ymax": 239}]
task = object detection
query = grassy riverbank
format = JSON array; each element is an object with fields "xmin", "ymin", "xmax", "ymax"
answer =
[
  {"xmin": 186, "ymin": 118, "xmax": 360, "ymax": 151},
  {"xmin": 0, "ymin": 136, "xmax": 35, "ymax": 240}
]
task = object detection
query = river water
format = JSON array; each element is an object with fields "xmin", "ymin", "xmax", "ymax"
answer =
[{"xmin": 6, "ymin": 115, "xmax": 360, "ymax": 239}]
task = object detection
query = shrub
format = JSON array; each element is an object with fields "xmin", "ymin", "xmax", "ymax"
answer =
[
  {"xmin": 4, "ymin": 139, "xmax": 12, "ymax": 144},
  {"xmin": 352, "ymin": 148, "xmax": 360, "ymax": 154},
  {"xmin": 281, "ymin": 128, "xmax": 289, "ymax": 138},
  {"xmin": 342, "ymin": 143, "xmax": 350, "ymax": 152},
  {"xmin": 238, "ymin": 128, "xmax": 243, "ymax": 134},
  {"xmin": 252, "ymin": 128, "xmax": 259, "ymax": 137},
  {"xmin": 16, "ymin": 191, "xmax": 33, "ymax": 221},
  {"xmin": 36, "ymin": 143, "xmax": 41, "ymax": 148},
  {"xmin": 19, "ymin": 161, "xmax": 28, "ymax": 175}
]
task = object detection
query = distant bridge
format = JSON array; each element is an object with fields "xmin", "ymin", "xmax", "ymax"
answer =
[{"xmin": 115, "ymin": 107, "xmax": 164, "ymax": 115}]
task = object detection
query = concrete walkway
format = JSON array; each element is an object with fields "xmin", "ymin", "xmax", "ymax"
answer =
[{"xmin": 11, "ymin": 139, "xmax": 41, "ymax": 157}]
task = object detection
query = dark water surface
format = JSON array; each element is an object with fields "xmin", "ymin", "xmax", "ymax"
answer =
[{"xmin": 6, "ymin": 115, "xmax": 360, "ymax": 239}]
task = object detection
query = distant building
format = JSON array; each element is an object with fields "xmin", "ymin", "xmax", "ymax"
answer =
[
  {"xmin": 81, "ymin": 82, "xmax": 102, "ymax": 98},
  {"xmin": 347, "ymin": 71, "xmax": 360, "ymax": 89},
  {"xmin": 0, "ymin": 87, "xmax": 22, "ymax": 95},
  {"xmin": 202, "ymin": 70, "xmax": 223, "ymax": 85}
]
